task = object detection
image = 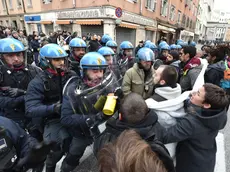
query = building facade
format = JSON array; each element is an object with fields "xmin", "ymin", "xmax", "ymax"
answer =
[
  {"xmin": 0, "ymin": 0, "xmax": 200, "ymax": 45},
  {"xmin": 194, "ymin": 0, "xmax": 214, "ymax": 41}
]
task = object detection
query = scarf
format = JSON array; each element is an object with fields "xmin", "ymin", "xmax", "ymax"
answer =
[
  {"xmin": 183, "ymin": 57, "xmax": 201, "ymax": 75},
  {"xmin": 46, "ymin": 68, "xmax": 65, "ymax": 76}
]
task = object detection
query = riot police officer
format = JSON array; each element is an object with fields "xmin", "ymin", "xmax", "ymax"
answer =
[
  {"xmin": 68, "ymin": 38, "xmax": 87, "ymax": 76},
  {"xmin": 61, "ymin": 52, "xmax": 120, "ymax": 171},
  {"xmin": 98, "ymin": 46, "xmax": 122, "ymax": 82},
  {"xmin": 0, "ymin": 38, "xmax": 40, "ymax": 129},
  {"xmin": 106, "ymin": 40, "xmax": 118, "ymax": 54},
  {"xmin": 100, "ymin": 34, "xmax": 113, "ymax": 46},
  {"xmin": 122, "ymin": 47, "xmax": 155, "ymax": 100},
  {"xmin": 118, "ymin": 41, "xmax": 135, "ymax": 76},
  {"xmin": 0, "ymin": 116, "xmax": 53, "ymax": 172},
  {"xmin": 25, "ymin": 44, "xmax": 76, "ymax": 172}
]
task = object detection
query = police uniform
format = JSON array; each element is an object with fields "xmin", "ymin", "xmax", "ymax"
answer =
[
  {"xmin": 117, "ymin": 41, "xmax": 135, "ymax": 76},
  {"xmin": 0, "ymin": 116, "xmax": 52, "ymax": 172},
  {"xmin": 68, "ymin": 38, "xmax": 87, "ymax": 77},
  {"xmin": 25, "ymin": 44, "xmax": 76, "ymax": 172},
  {"xmin": 61, "ymin": 52, "xmax": 120, "ymax": 171},
  {"xmin": 0, "ymin": 38, "xmax": 41, "ymax": 129}
]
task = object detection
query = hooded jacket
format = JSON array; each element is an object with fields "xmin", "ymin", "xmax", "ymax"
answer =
[
  {"xmin": 94, "ymin": 110, "xmax": 162, "ymax": 153},
  {"xmin": 205, "ymin": 60, "xmax": 225, "ymax": 86},
  {"xmin": 159, "ymin": 102, "xmax": 227, "ymax": 172},
  {"xmin": 122, "ymin": 63, "xmax": 155, "ymax": 100},
  {"xmin": 145, "ymin": 84, "xmax": 190, "ymax": 158}
]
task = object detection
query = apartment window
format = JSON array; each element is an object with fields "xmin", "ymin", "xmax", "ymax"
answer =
[
  {"xmin": 126, "ymin": 0, "xmax": 137, "ymax": 3},
  {"xmin": 192, "ymin": 4, "xmax": 195, "ymax": 15},
  {"xmin": 182, "ymin": 14, "xmax": 186, "ymax": 25},
  {"xmin": 194, "ymin": 7, "xmax": 197, "ymax": 16},
  {"xmin": 17, "ymin": 0, "xmax": 22, "ymax": 7},
  {"xmin": 27, "ymin": 0, "xmax": 32, "ymax": 6},
  {"xmin": 2, "ymin": 0, "xmax": 6, "ymax": 10},
  {"xmin": 169, "ymin": 5, "xmax": 175, "ymax": 21},
  {"xmin": 42, "ymin": 0, "xmax": 52, "ymax": 4},
  {"xmin": 8, "ymin": 0, "xmax": 13, "ymax": 9},
  {"xmin": 177, "ymin": 11, "xmax": 181, "ymax": 23},
  {"xmin": 190, "ymin": 20, "xmax": 193, "ymax": 29},
  {"xmin": 160, "ymin": 0, "xmax": 168, "ymax": 17},
  {"xmin": 146, "ymin": 0, "xmax": 157, "ymax": 11}
]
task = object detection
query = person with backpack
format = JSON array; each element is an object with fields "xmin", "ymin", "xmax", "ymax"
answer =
[
  {"xmin": 204, "ymin": 45, "xmax": 230, "ymax": 93},
  {"xmin": 158, "ymin": 83, "xmax": 229, "ymax": 172}
]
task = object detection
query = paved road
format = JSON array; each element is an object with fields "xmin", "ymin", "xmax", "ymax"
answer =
[{"xmin": 51, "ymin": 110, "xmax": 229, "ymax": 172}]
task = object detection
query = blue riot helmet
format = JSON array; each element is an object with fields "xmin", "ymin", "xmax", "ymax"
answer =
[
  {"xmin": 170, "ymin": 44, "xmax": 177, "ymax": 50},
  {"xmin": 106, "ymin": 40, "xmax": 117, "ymax": 53},
  {"xmin": 98, "ymin": 47, "xmax": 115, "ymax": 56},
  {"xmin": 39, "ymin": 43, "xmax": 68, "ymax": 70},
  {"xmin": 120, "ymin": 41, "xmax": 134, "ymax": 50},
  {"xmin": 176, "ymin": 44, "xmax": 182, "ymax": 49},
  {"xmin": 176, "ymin": 39, "xmax": 183, "ymax": 45},
  {"xmin": 145, "ymin": 40, "xmax": 151, "ymax": 44},
  {"xmin": 101, "ymin": 34, "xmax": 113, "ymax": 45},
  {"xmin": 98, "ymin": 47, "xmax": 115, "ymax": 67},
  {"xmin": 159, "ymin": 41, "xmax": 167, "ymax": 47},
  {"xmin": 120, "ymin": 41, "xmax": 134, "ymax": 57},
  {"xmin": 190, "ymin": 41, "xmax": 196, "ymax": 47},
  {"xmin": 69, "ymin": 38, "xmax": 87, "ymax": 59},
  {"xmin": 0, "ymin": 38, "xmax": 27, "ymax": 67},
  {"xmin": 69, "ymin": 38, "xmax": 87, "ymax": 48},
  {"xmin": 144, "ymin": 42, "xmax": 158, "ymax": 51},
  {"xmin": 137, "ymin": 47, "xmax": 155, "ymax": 62},
  {"xmin": 161, "ymin": 44, "xmax": 170, "ymax": 51},
  {"xmin": 80, "ymin": 52, "xmax": 108, "ymax": 78}
]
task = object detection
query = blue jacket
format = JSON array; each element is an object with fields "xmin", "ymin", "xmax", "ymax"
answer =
[
  {"xmin": 0, "ymin": 116, "xmax": 33, "ymax": 159},
  {"xmin": 25, "ymin": 70, "xmax": 76, "ymax": 119},
  {"xmin": 25, "ymin": 73, "xmax": 55, "ymax": 119}
]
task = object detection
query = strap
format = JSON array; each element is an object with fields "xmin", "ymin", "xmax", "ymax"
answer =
[
  {"xmin": 38, "ymin": 71, "xmax": 50, "ymax": 91},
  {"xmin": 225, "ymin": 60, "xmax": 229, "ymax": 70}
]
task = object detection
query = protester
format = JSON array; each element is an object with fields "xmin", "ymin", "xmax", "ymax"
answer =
[{"xmin": 159, "ymin": 83, "xmax": 229, "ymax": 172}]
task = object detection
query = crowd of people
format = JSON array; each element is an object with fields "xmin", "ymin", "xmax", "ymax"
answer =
[{"xmin": 0, "ymin": 26, "xmax": 229, "ymax": 172}]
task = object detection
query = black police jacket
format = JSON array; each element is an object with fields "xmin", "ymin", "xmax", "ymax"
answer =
[{"xmin": 0, "ymin": 65, "xmax": 40, "ymax": 124}]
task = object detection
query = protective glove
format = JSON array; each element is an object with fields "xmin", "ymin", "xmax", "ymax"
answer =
[
  {"xmin": 7, "ymin": 88, "xmax": 26, "ymax": 98},
  {"xmin": 13, "ymin": 141, "xmax": 55, "ymax": 171},
  {"xmin": 53, "ymin": 102, "xmax": 62, "ymax": 114}
]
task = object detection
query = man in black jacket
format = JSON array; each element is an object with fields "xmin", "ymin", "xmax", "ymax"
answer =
[
  {"xmin": 94, "ymin": 92, "xmax": 175, "ymax": 172},
  {"xmin": 88, "ymin": 34, "xmax": 101, "ymax": 52},
  {"xmin": 159, "ymin": 83, "xmax": 229, "ymax": 172}
]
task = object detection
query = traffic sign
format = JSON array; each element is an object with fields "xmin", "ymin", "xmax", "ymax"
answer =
[{"xmin": 115, "ymin": 7, "xmax": 123, "ymax": 18}]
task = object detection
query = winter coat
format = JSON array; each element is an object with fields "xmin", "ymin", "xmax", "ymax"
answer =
[
  {"xmin": 122, "ymin": 63, "xmax": 155, "ymax": 99},
  {"xmin": 159, "ymin": 103, "xmax": 227, "ymax": 172},
  {"xmin": 31, "ymin": 40, "xmax": 40, "ymax": 52},
  {"xmin": 88, "ymin": 40, "xmax": 101, "ymax": 52},
  {"xmin": 94, "ymin": 110, "xmax": 162, "ymax": 153},
  {"xmin": 204, "ymin": 60, "xmax": 225, "ymax": 86},
  {"xmin": 146, "ymin": 84, "xmax": 190, "ymax": 158},
  {"xmin": 180, "ymin": 58, "xmax": 208, "ymax": 92}
]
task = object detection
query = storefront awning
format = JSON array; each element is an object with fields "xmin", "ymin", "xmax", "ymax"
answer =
[
  {"xmin": 145, "ymin": 26, "xmax": 157, "ymax": 31},
  {"xmin": 158, "ymin": 25, "xmax": 175, "ymax": 33},
  {"xmin": 75, "ymin": 19, "xmax": 102, "ymax": 25},
  {"xmin": 119, "ymin": 22, "xmax": 139, "ymax": 29},
  {"xmin": 56, "ymin": 20, "xmax": 72, "ymax": 25},
  {"xmin": 40, "ymin": 21, "xmax": 53, "ymax": 24}
]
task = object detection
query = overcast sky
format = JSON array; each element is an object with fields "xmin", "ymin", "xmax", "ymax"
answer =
[{"xmin": 214, "ymin": 0, "xmax": 230, "ymax": 11}]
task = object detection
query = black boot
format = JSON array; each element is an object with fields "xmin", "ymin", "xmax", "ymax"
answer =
[
  {"xmin": 61, "ymin": 160, "xmax": 76, "ymax": 172},
  {"xmin": 45, "ymin": 166, "xmax": 56, "ymax": 172},
  {"xmin": 32, "ymin": 163, "xmax": 45, "ymax": 172}
]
